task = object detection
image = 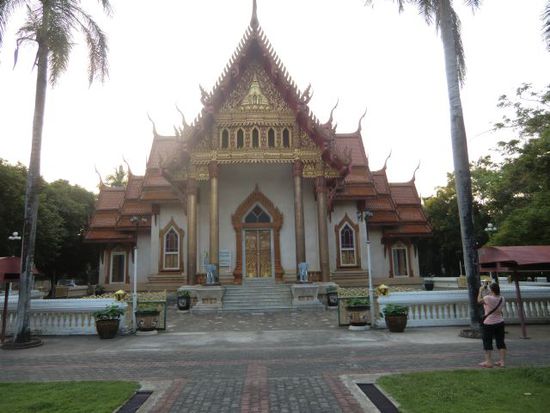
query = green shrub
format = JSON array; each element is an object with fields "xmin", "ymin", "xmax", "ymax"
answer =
[
  {"xmin": 382, "ymin": 304, "xmax": 408, "ymax": 316},
  {"xmin": 93, "ymin": 304, "xmax": 125, "ymax": 320},
  {"xmin": 346, "ymin": 297, "xmax": 370, "ymax": 307}
]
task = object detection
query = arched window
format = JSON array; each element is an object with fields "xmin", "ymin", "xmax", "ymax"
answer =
[
  {"xmin": 282, "ymin": 128, "xmax": 290, "ymax": 148},
  {"xmin": 268, "ymin": 128, "xmax": 275, "ymax": 148},
  {"xmin": 237, "ymin": 129, "xmax": 244, "ymax": 148},
  {"xmin": 164, "ymin": 228, "xmax": 179, "ymax": 270},
  {"xmin": 339, "ymin": 224, "xmax": 356, "ymax": 266},
  {"xmin": 221, "ymin": 129, "xmax": 229, "ymax": 149},
  {"xmin": 252, "ymin": 128, "xmax": 259, "ymax": 148},
  {"xmin": 335, "ymin": 215, "xmax": 360, "ymax": 268},
  {"xmin": 245, "ymin": 205, "xmax": 271, "ymax": 223}
]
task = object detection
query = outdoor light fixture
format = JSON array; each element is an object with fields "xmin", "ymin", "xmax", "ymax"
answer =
[
  {"xmin": 130, "ymin": 216, "xmax": 147, "ymax": 332},
  {"xmin": 357, "ymin": 209, "xmax": 375, "ymax": 329}
]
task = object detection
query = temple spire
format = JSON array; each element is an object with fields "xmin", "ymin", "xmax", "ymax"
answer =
[{"xmin": 250, "ymin": 0, "xmax": 259, "ymax": 29}]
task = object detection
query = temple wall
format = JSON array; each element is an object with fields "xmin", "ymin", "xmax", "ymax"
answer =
[{"xmin": 197, "ymin": 163, "xmax": 298, "ymax": 276}]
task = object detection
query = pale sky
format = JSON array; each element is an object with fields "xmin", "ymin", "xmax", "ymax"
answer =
[{"xmin": 0, "ymin": 0, "xmax": 549, "ymax": 198}]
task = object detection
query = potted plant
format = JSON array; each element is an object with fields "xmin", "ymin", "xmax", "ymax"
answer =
[
  {"xmin": 382, "ymin": 304, "xmax": 409, "ymax": 332},
  {"xmin": 423, "ymin": 276, "xmax": 434, "ymax": 291},
  {"xmin": 93, "ymin": 304, "xmax": 125, "ymax": 339},
  {"xmin": 177, "ymin": 289, "xmax": 191, "ymax": 311},
  {"xmin": 135, "ymin": 303, "xmax": 161, "ymax": 332},
  {"xmin": 345, "ymin": 297, "xmax": 370, "ymax": 329},
  {"xmin": 326, "ymin": 286, "xmax": 338, "ymax": 308}
]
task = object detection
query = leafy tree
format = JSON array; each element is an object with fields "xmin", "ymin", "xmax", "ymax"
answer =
[
  {"xmin": 0, "ymin": 159, "xmax": 26, "ymax": 256},
  {"xmin": 105, "ymin": 165, "xmax": 127, "ymax": 187},
  {"xmin": 365, "ymin": 0, "xmax": 482, "ymax": 329},
  {"xmin": 420, "ymin": 173, "xmax": 490, "ymax": 277},
  {"xmin": 475, "ymin": 84, "xmax": 550, "ymax": 246},
  {"xmin": 0, "ymin": 0, "xmax": 111, "ymax": 344},
  {"xmin": 422, "ymin": 84, "xmax": 550, "ymax": 275},
  {"xmin": 0, "ymin": 161, "xmax": 98, "ymax": 284}
]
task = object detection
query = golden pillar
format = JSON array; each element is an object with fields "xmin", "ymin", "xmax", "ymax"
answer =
[
  {"xmin": 209, "ymin": 162, "xmax": 219, "ymax": 271},
  {"xmin": 186, "ymin": 178, "xmax": 198, "ymax": 284},
  {"xmin": 293, "ymin": 161, "xmax": 306, "ymax": 276},
  {"xmin": 315, "ymin": 176, "xmax": 330, "ymax": 282}
]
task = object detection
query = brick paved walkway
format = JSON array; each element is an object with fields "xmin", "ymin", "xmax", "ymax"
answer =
[{"xmin": 1, "ymin": 308, "xmax": 549, "ymax": 412}]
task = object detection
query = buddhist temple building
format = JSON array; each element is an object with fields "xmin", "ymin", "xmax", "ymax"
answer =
[{"xmin": 85, "ymin": 2, "xmax": 431, "ymax": 292}]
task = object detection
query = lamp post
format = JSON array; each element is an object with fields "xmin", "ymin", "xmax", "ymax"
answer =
[
  {"xmin": 8, "ymin": 232, "xmax": 22, "ymax": 256},
  {"xmin": 129, "ymin": 216, "xmax": 147, "ymax": 332},
  {"xmin": 357, "ymin": 209, "xmax": 375, "ymax": 328},
  {"xmin": 484, "ymin": 223, "xmax": 498, "ymax": 284}
]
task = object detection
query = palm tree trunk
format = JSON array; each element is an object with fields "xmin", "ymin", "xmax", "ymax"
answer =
[
  {"xmin": 13, "ymin": 40, "xmax": 48, "ymax": 344},
  {"xmin": 439, "ymin": 0, "xmax": 481, "ymax": 330}
]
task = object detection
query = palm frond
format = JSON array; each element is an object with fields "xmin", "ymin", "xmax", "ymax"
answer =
[
  {"xmin": 544, "ymin": 1, "xmax": 550, "ymax": 51},
  {"xmin": 0, "ymin": 0, "xmax": 27, "ymax": 47},
  {"xmin": 61, "ymin": 3, "xmax": 109, "ymax": 84},
  {"xmin": 450, "ymin": 6, "xmax": 466, "ymax": 84}
]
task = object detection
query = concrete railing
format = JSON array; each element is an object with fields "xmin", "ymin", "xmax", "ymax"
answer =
[
  {"xmin": 431, "ymin": 276, "xmax": 550, "ymax": 289},
  {"xmin": 377, "ymin": 287, "xmax": 550, "ymax": 327},
  {"xmin": 0, "ymin": 298, "xmax": 128, "ymax": 335}
]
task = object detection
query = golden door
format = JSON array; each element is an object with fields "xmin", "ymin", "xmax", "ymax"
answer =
[{"xmin": 244, "ymin": 230, "xmax": 272, "ymax": 277}]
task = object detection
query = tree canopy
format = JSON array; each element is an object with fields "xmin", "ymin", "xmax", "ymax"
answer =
[
  {"xmin": 421, "ymin": 84, "xmax": 550, "ymax": 275},
  {"xmin": 0, "ymin": 159, "xmax": 97, "ymax": 281}
]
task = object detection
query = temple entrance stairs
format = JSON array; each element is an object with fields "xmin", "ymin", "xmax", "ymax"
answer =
[{"xmin": 222, "ymin": 278, "xmax": 293, "ymax": 312}]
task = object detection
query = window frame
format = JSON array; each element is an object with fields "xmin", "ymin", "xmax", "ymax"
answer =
[
  {"xmin": 109, "ymin": 251, "xmax": 126, "ymax": 284},
  {"xmin": 237, "ymin": 129, "xmax": 244, "ymax": 148},
  {"xmin": 334, "ymin": 214, "xmax": 361, "ymax": 269},
  {"xmin": 391, "ymin": 243, "xmax": 409, "ymax": 276},
  {"xmin": 159, "ymin": 219, "xmax": 185, "ymax": 273},
  {"xmin": 221, "ymin": 129, "xmax": 229, "ymax": 149},
  {"xmin": 163, "ymin": 227, "xmax": 180, "ymax": 270}
]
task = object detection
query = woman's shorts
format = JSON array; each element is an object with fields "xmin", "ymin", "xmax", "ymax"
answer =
[{"xmin": 482, "ymin": 322, "xmax": 506, "ymax": 351}]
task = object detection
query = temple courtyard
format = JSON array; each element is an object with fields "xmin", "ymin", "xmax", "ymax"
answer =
[{"xmin": 1, "ymin": 308, "xmax": 549, "ymax": 412}]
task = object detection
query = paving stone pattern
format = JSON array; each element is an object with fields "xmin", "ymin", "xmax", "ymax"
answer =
[{"xmin": 1, "ymin": 308, "xmax": 549, "ymax": 412}]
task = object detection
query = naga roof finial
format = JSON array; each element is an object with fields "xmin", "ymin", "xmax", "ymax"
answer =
[
  {"xmin": 122, "ymin": 156, "xmax": 132, "ymax": 177},
  {"xmin": 94, "ymin": 165, "xmax": 104, "ymax": 188},
  {"xmin": 356, "ymin": 106, "xmax": 367, "ymax": 133},
  {"xmin": 147, "ymin": 113, "xmax": 158, "ymax": 136},
  {"xmin": 250, "ymin": 0, "xmax": 259, "ymax": 29},
  {"xmin": 411, "ymin": 161, "xmax": 421, "ymax": 182},
  {"xmin": 327, "ymin": 98, "xmax": 339, "ymax": 126},
  {"xmin": 383, "ymin": 149, "xmax": 392, "ymax": 170}
]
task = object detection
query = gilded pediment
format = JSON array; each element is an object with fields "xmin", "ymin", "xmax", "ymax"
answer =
[{"xmin": 220, "ymin": 63, "xmax": 292, "ymax": 114}]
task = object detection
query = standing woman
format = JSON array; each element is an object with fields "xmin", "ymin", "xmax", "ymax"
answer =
[{"xmin": 478, "ymin": 282, "xmax": 506, "ymax": 367}]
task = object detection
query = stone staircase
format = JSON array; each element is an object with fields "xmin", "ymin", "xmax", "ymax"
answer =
[{"xmin": 222, "ymin": 278, "xmax": 293, "ymax": 312}]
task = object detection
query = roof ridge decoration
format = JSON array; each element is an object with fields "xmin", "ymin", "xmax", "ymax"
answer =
[
  {"xmin": 410, "ymin": 161, "xmax": 421, "ymax": 182},
  {"xmin": 382, "ymin": 150, "xmax": 392, "ymax": 171},
  {"xmin": 94, "ymin": 165, "xmax": 105, "ymax": 189},
  {"xmin": 356, "ymin": 106, "xmax": 368, "ymax": 134},
  {"xmin": 122, "ymin": 156, "xmax": 132, "ymax": 177},
  {"xmin": 250, "ymin": 0, "xmax": 259, "ymax": 29},
  {"xmin": 147, "ymin": 113, "xmax": 158, "ymax": 137}
]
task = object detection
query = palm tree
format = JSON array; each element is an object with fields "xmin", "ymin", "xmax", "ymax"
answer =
[
  {"xmin": 105, "ymin": 165, "xmax": 127, "ymax": 187},
  {"xmin": 365, "ymin": 0, "xmax": 482, "ymax": 331},
  {"xmin": 0, "ymin": 0, "xmax": 111, "ymax": 345}
]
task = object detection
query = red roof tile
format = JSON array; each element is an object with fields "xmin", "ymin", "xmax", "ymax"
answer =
[
  {"xmin": 147, "ymin": 137, "xmax": 181, "ymax": 169},
  {"xmin": 96, "ymin": 188, "xmax": 125, "ymax": 210},
  {"xmin": 335, "ymin": 133, "xmax": 368, "ymax": 167},
  {"xmin": 390, "ymin": 183, "xmax": 420, "ymax": 204}
]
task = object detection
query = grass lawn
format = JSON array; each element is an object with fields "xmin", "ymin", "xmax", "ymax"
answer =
[
  {"xmin": 377, "ymin": 367, "xmax": 550, "ymax": 413},
  {"xmin": 0, "ymin": 381, "xmax": 139, "ymax": 413}
]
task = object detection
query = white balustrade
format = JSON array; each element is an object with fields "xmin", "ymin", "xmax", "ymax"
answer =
[
  {"xmin": 377, "ymin": 287, "xmax": 550, "ymax": 328},
  {"xmin": 0, "ymin": 298, "xmax": 128, "ymax": 335}
]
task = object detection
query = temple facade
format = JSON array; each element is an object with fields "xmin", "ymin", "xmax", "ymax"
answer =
[{"xmin": 85, "ymin": 4, "xmax": 431, "ymax": 291}]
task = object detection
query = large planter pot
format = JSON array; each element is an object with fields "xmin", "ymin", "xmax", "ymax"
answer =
[
  {"xmin": 136, "ymin": 310, "xmax": 160, "ymax": 331},
  {"xmin": 177, "ymin": 295, "xmax": 191, "ymax": 311},
  {"xmin": 346, "ymin": 305, "xmax": 370, "ymax": 327},
  {"xmin": 424, "ymin": 280, "xmax": 434, "ymax": 291},
  {"xmin": 95, "ymin": 319, "xmax": 120, "ymax": 339},
  {"xmin": 385, "ymin": 315, "xmax": 408, "ymax": 333}
]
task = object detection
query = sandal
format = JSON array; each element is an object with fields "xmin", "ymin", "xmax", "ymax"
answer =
[
  {"xmin": 495, "ymin": 361, "xmax": 505, "ymax": 368},
  {"xmin": 478, "ymin": 362, "xmax": 493, "ymax": 368}
]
